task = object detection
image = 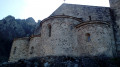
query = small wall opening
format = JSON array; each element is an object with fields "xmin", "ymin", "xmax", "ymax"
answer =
[
  {"xmin": 89, "ymin": 16, "xmax": 91, "ymax": 21},
  {"xmin": 30, "ymin": 46, "xmax": 34, "ymax": 54},
  {"xmin": 85, "ymin": 33, "xmax": 91, "ymax": 42},
  {"xmin": 13, "ymin": 47, "xmax": 16, "ymax": 54},
  {"xmin": 48, "ymin": 24, "xmax": 51, "ymax": 37}
]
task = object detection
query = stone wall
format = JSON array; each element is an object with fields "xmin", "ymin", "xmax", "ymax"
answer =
[
  {"xmin": 9, "ymin": 37, "xmax": 29, "ymax": 62},
  {"xmin": 40, "ymin": 17, "xmax": 81, "ymax": 56},
  {"xmin": 9, "ymin": 16, "xmax": 116, "ymax": 62},
  {"xmin": 39, "ymin": 17, "xmax": 115, "ymax": 57},
  {"xmin": 9, "ymin": 17, "xmax": 115, "ymax": 62},
  {"xmin": 28, "ymin": 36, "xmax": 43, "ymax": 58},
  {"xmin": 51, "ymin": 3, "xmax": 111, "ymax": 22},
  {"xmin": 75, "ymin": 21, "xmax": 115, "ymax": 57},
  {"xmin": 109, "ymin": 0, "xmax": 120, "ymax": 56},
  {"xmin": 9, "ymin": 3, "xmax": 117, "ymax": 62}
]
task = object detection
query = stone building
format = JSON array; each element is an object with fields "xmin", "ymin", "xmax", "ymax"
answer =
[{"xmin": 9, "ymin": 0, "xmax": 120, "ymax": 62}]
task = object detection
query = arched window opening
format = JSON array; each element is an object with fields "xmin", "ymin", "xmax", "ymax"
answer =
[
  {"xmin": 30, "ymin": 46, "xmax": 34, "ymax": 54},
  {"xmin": 48, "ymin": 24, "xmax": 51, "ymax": 37},
  {"xmin": 85, "ymin": 33, "xmax": 91, "ymax": 42},
  {"xmin": 13, "ymin": 47, "xmax": 16, "ymax": 54}
]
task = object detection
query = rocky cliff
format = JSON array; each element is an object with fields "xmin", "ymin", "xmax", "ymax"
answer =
[{"xmin": 0, "ymin": 15, "xmax": 40, "ymax": 63}]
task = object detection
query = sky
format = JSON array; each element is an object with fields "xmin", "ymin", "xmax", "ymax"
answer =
[{"xmin": 0, "ymin": 0, "xmax": 110, "ymax": 22}]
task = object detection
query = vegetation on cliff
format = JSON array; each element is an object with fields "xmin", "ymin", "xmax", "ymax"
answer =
[{"xmin": 0, "ymin": 15, "xmax": 40, "ymax": 63}]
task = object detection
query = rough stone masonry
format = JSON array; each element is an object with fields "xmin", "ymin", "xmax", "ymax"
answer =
[{"xmin": 9, "ymin": 0, "xmax": 120, "ymax": 62}]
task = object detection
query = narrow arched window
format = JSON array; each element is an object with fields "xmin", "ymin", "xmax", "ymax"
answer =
[
  {"xmin": 85, "ymin": 33, "xmax": 91, "ymax": 42},
  {"xmin": 13, "ymin": 47, "xmax": 16, "ymax": 54},
  {"xmin": 48, "ymin": 24, "xmax": 51, "ymax": 37},
  {"xmin": 30, "ymin": 46, "xmax": 34, "ymax": 54}
]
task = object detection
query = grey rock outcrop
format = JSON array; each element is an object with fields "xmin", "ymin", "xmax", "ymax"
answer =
[{"xmin": 0, "ymin": 15, "xmax": 40, "ymax": 63}]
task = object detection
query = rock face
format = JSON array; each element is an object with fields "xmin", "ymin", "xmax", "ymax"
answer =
[{"xmin": 0, "ymin": 15, "xmax": 39, "ymax": 63}]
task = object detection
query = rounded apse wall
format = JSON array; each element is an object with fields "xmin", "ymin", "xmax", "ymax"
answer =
[
  {"xmin": 33, "ymin": 16, "xmax": 115, "ymax": 57},
  {"xmin": 40, "ymin": 17, "xmax": 81, "ymax": 56},
  {"xmin": 76, "ymin": 22, "xmax": 115, "ymax": 57}
]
